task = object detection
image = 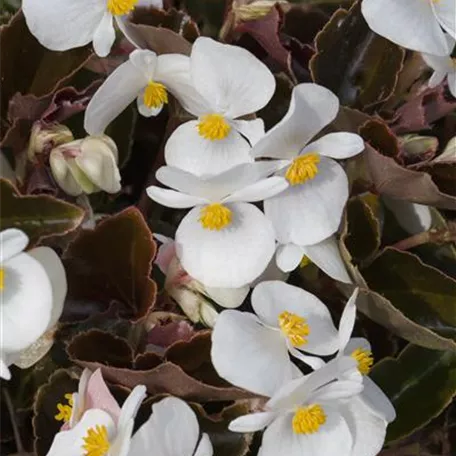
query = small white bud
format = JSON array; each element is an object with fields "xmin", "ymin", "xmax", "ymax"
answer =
[{"xmin": 28, "ymin": 122, "xmax": 74, "ymax": 162}]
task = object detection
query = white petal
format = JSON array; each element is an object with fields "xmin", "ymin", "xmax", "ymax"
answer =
[
  {"xmin": 429, "ymin": 70, "xmax": 448, "ymax": 88},
  {"xmin": 84, "ymin": 61, "xmax": 147, "ymax": 136},
  {"xmin": 165, "ymin": 121, "xmax": 253, "ymax": 177},
  {"xmin": 422, "ymin": 51, "xmax": 453, "ymax": 73},
  {"xmin": 194, "ymin": 433, "xmax": 213, "ymax": 456},
  {"xmin": 338, "ymin": 288, "xmax": 359, "ymax": 353},
  {"xmin": 264, "ymin": 157, "xmax": 349, "ymax": 245},
  {"xmin": 110, "ymin": 419, "xmax": 133, "ymax": 456},
  {"xmin": 361, "ymin": 0, "xmax": 449, "ymax": 56},
  {"xmin": 93, "ymin": 12, "xmax": 115, "ymax": 57},
  {"xmin": 146, "ymin": 186, "xmax": 207, "ymax": 208},
  {"xmin": 251, "ymin": 281, "xmax": 340, "ymax": 355},
  {"xmin": 27, "ymin": 247, "xmax": 67, "ymax": 328},
  {"xmin": 1, "ymin": 229, "xmax": 28, "ymax": 261},
  {"xmin": 204, "ymin": 285, "xmax": 250, "ymax": 309},
  {"xmin": 22, "ymin": 0, "xmax": 105, "ymax": 52},
  {"xmin": 301, "ymin": 236, "xmax": 351, "ymax": 283},
  {"xmin": 46, "ymin": 409, "xmax": 116, "ymax": 456},
  {"xmin": 49, "ymin": 149, "xmax": 83, "ymax": 196},
  {"xmin": 432, "ymin": 0, "xmax": 456, "ymax": 39},
  {"xmin": 344, "ymin": 337, "xmax": 372, "ymax": 357},
  {"xmin": 383, "ymin": 197, "xmax": 432, "ymax": 234},
  {"xmin": 259, "ymin": 410, "xmax": 353, "ymax": 456},
  {"xmin": 448, "ymin": 71, "xmax": 456, "ymax": 97},
  {"xmin": 155, "ymin": 166, "xmax": 209, "ymax": 197},
  {"xmin": 286, "ymin": 344, "xmax": 326, "ymax": 370},
  {"xmin": 176, "ymin": 203, "xmax": 276, "ymax": 288},
  {"xmin": 211, "ymin": 310, "xmax": 295, "ymax": 396},
  {"xmin": 251, "ymin": 255, "xmax": 289, "ymax": 287},
  {"xmin": 137, "ymin": 92, "xmax": 164, "ymax": 117},
  {"xmin": 361, "ymin": 376, "xmax": 396, "ymax": 423},
  {"xmin": 190, "ymin": 37, "xmax": 275, "ymax": 118},
  {"xmin": 303, "ymin": 133, "xmax": 364, "ymax": 159},
  {"xmin": 224, "ymin": 176, "xmax": 288, "ymax": 203},
  {"xmin": 2, "ymin": 252, "xmax": 53, "ymax": 353},
  {"xmin": 251, "ymin": 83, "xmax": 340, "ymax": 159},
  {"xmin": 310, "ymin": 380, "xmax": 364, "ymax": 403},
  {"xmin": 129, "ymin": 49, "xmax": 158, "ymax": 80},
  {"xmin": 276, "ymin": 243, "xmax": 304, "ymax": 273},
  {"xmin": 340, "ymin": 396, "xmax": 387, "ymax": 456},
  {"xmin": 118, "ymin": 385, "xmax": 146, "ymax": 431},
  {"xmin": 229, "ymin": 412, "xmax": 277, "ymax": 433},
  {"xmin": 231, "ymin": 118, "xmax": 266, "ymax": 145},
  {"xmin": 0, "ymin": 358, "xmax": 11, "ymax": 380}
]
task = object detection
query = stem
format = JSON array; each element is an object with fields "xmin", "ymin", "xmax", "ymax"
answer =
[
  {"xmin": 391, "ymin": 227, "xmax": 456, "ymax": 251},
  {"xmin": 2, "ymin": 387, "xmax": 24, "ymax": 453}
]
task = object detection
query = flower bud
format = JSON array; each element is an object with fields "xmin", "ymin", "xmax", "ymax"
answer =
[
  {"xmin": 50, "ymin": 135, "xmax": 121, "ymax": 196},
  {"xmin": 399, "ymin": 134, "xmax": 438, "ymax": 163},
  {"xmin": 28, "ymin": 122, "xmax": 74, "ymax": 162},
  {"xmin": 234, "ymin": 0, "xmax": 288, "ymax": 21}
]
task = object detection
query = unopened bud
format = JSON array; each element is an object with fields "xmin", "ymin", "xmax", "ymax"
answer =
[
  {"xmin": 399, "ymin": 134, "xmax": 438, "ymax": 163},
  {"xmin": 50, "ymin": 135, "xmax": 121, "ymax": 196},
  {"xmin": 234, "ymin": 0, "xmax": 288, "ymax": 21},
  {"xmin": 28, "ymin": 122, "xmax": 74, "ymax": 161}
]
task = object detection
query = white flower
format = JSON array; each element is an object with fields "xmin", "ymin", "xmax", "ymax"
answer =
[
  {"xmin": 47, "ymin": 369, "xmax": 146, "ymax": 456},
  {"xmin": 250, "ymin": 83, "xmax": 364, "ymax": 267},
  {"xmin": 85, "ymin": 50, "xmax": 195, "ymax": 135},
  {"xmin": 422, "ymin": 34, "xmax": 456, "ymax": 98},
  {"xmin": 22, "ymin": 0, "xmax": 163, "ymax": 57},
  {"xmin": 229, "ymin": 357, "xmax": 364, "ymax": 456},
  {"xmin": 382, "ymin": 197, "xmax": 432, "ymax": 235},
  {"xmin": 129, "ymin": 397, "xmax": 213, "ymax": 456},
  {"xmin": 164, "ymin": 37, "xmax": 276, "ymax": 177},
  {"xmin": 50, "ymin": 135, "xmax": 121, "ymax": 196},
  {"xmin": 211, "ymin": 281, "xmax": 345, "ymax": 397},
  {"xmin": 147, "ymin": 162, "xmax": 287, "ymax": 288},
  {"xmin": 0, "ymin": 229, "xmax": 66, "ymax": 380},
  {"xmin": 361, "ymin": 0, "xmax": 455, "ymax": 56}
]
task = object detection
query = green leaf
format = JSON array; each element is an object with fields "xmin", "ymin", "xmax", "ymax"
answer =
[
  {"xmin": 0, "ymin": 179, "xmax": 84, "ymax": 244},
  {"xmin": 371, "ymin": 345, "xmax": 456, "ymax": 443}
]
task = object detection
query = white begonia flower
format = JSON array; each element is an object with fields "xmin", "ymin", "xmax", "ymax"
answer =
[
  {"xmin": 22, "ymin": 0, "xmax": 163, "ymax": 58},
  {"xmin": 361, "ymin": 0, "xmax": 455, "ymax": 56},
  {"xmin": 164, "ymin": 37, "xmax": 276, "ymax": 177},
  {"xmin": 85, "ymin": 50, "xmax": 197, "ymax": 135},
  {"xmin": 211, "ymin": 281, "xmax": 351, "ymax": 397},
  {"xmin": 422, "ymin": 34, "xmax": 456, "ymax": 98},
  {"xmin": 0, "ymin": 229, "xmax": 66, "ymax": 380},
  {"xmin": 146, "ymin": 162, "xmax": 288, "ymax": 288},
  {"xmin": 129, "ymin": 397, "xmax": 213, "ymax": 456},
  {"xmin": 229, "ymin": 357, "xmax": 364, "ymax": 456},
  {"xmin": 50, "ymin": 135, "xmax": 121, "ymax": 197},
  {"xmin": 250, "ymin": 83, "xmax": 364, "ymax": 260}
]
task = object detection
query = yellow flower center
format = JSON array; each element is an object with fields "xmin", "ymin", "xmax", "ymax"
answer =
[
  {"xmin": 278, "ymin": 311, "xmax": 310, "ymax": 347},
  {"xmin": 143, "ymin": 81, "xmax": 168, "ymax": 109},
  {"xmin": 106, "ymin": 0, "xmax": 138, "ymax": 16},
  {"xmin": 351, "ymin": 347, "xmax": 374, "ymax": 375},
  {"xmin": 55, "ymin": 393, "xmax": 74, "ymax": 423},
  {"xmin": 299, "ymin": 256, "xmax": 311, "ymax": 268},
  {"xmin": 197, "ymin": 114, "xmax": 231, "ymax": 141},
  {"xmin": 292, "ymin": 404, "xmax": 326, "ymax": 434},
  {"xmin": 199, "ymin": 203, "xmax": 233, "ymax": 230},
  {"xmin": 82, "ymin": 425, "xmax": 110, "ymax": 456},
  {"xmin": 285, "ymin": 153, "xmax": 320, "ymax": 185},
  {"xmin": 0, "ymin": 268, "xmax": 4, "ymax": 291}
]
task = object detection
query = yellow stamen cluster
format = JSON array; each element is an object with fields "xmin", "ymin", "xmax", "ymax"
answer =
[
  {"xmin": 292, "ymin": 404, "xmax": 326, "ymax": 434},
  {"xmin": 82, "ymin": 425, "xmax": 110, "ymax": 456},
  {"xmin": 197, "ymin": 114, "xmax": 231, "ymax": 141},
  {"xmin": 299, "ymin": 256, "xmax": 311, "ymax": 268},
  {"xmin": 0, "ymin": 268, "xmax": 4, "ymax": 291},
  {"xmin": 351, "ymin": 347, "xmax": 374, "ymax": 375},
  {"xmin": 143, "ymin": 81, "xmax": 168, "ymax": 109},
  {"xmin": 55, "ymin": 393, "xmax": 74, "ymax": 423},
  {"xmin": 106, "ymin": 0, "xmax": 138, "ymax": 16},
  {"xmin": 285, "ymin": 153, "xmax": 320, "ymax": 185},
  {"xmin": 199, "ymin": 203, "xmax": 233, "ymax": 230},
  {"xmin": 278, "ymin": 311, "xmax": 310, "ymax": 347}
]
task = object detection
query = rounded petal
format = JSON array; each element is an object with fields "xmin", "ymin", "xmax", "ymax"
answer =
[
  {"xmin": 303, "ymin": 133, "xmax": 365, "ymax": 160},
  {"xmin": 338, "ymin": 288, "xmax": 359, "ymax": 353},
  {"xmin": 340, "ymin": 396, "xmax": 387, "ymax": 456},
  {"xmin": 383, "ymin": 197, "xmax": 432, "ymax": 234},
  {"xmin": 224, "ymin": 176, "xmax": 288, "ymax": 204},
  {"xmin": 276, "ymin": 243, "xmax": 304, "ymax": 273},
  {"xmin": 129, "ymin": 49, "xmax": 158, "ymax": 80},
  {"xmin": 211, "ymin": 310, "xmax": 295, "ymax": 396},
  {"xmin": 118, "ymin": 385, "xmax": 147, "ymax": 431},
  {"xmin": 191, "ymin": 37, "xmax": 275, "ymax": 118},
  {"xmin": 1, "ymin": 229, "xmax": 29, "ymax": 262},
  {"xmin": 361, "ymin": 0, "xmax": 449, "ymax": 56},
  {"xmin": 165, "ymin": 121, "xmax": 253, "ymax": 177},
  {"xmin": 22, "ymin": 0, "xmax": 105, "ymax": 52},
  {"xmin": 422, "ymin": 51, "xmax": 453, "ymax": 73},
  {"xmin": 251, "ymin": 83, "xmax": 340, "ymax": 159},
  {"xmin": 231, "ymin": 118, "xmax": 266, "ymax": 146},
  {"xmin": 204, "ymin": 285, "xmax": 250, "ymax": 309},
  {"xmin": 93, "ymin": 12, "xmax": 115, "ymax": 57},
  {"xmin": 137, "ymin": 91, "xmax": 164, "ymax": 117},
  {"xmin": 429, "ymin": 70, "xmax": 448, "ymax": 88},
  {"xmin": 259, "ymin": 410, "xmax": 353, "ymax": 456},
  {"xmin": 301, "ymin": 236, "xmax": 351, "ymax": 284},
  {"xmin": 176, "ymin": 203, "xmax": 276, "ymax": 288},
  {"xmin": 361, "ymin": 376, "xmax": 396, "ymax": 423},
  {"xmin": 27, "ymin": 247, "xmax": 67, "ymax": 328},
  {"xmin": 49, "ymin": 150, "xmax": 83, "ymax": 196},
  {"xmin": 432, "ymin": 0, "xmax": 456, "ymax": 39},
  {"xmin": 194, "ymin": 433, "xmax": 213, "ymax": 456},
  {"xmin": 264, "ymin": 157, "xmax": 349, "ymax": 245},
  {"xmin": 2, "ymin": 252, "xmax": 53, "ymax": 352},
  {"xmin": 84, "ymin": 61, "xmax": 147, "ymax": 135},
  {"xmin": 146, "ymin": 186, "xmax": 207, "ymax": 208},
  {"xmin": 251, "ymin": 281, "xmax": 339, "ymax": 355},
  {"xmin": 229, "ymin": 412, "xmax": 277, "ymax": 433}
]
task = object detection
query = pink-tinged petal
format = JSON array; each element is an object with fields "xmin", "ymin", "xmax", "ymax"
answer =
[{"xmin": 85, "ymin": 369, "xmax": 121, "ymax": 422}]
